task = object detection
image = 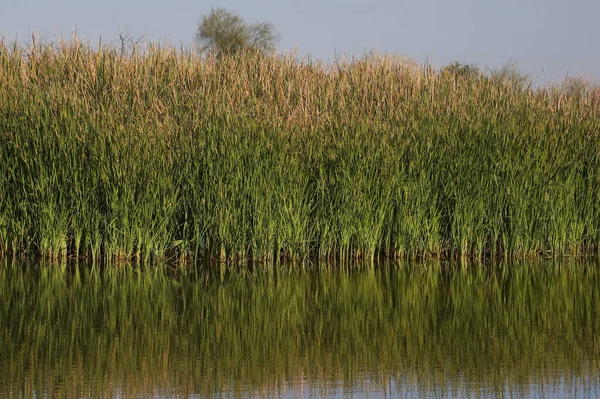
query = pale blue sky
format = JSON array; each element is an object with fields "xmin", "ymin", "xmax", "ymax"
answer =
[{"xmin": 1, "ymin": 0, "xmax": 598, "ymax": 85}]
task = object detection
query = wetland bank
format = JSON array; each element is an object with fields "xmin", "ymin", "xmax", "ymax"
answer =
[
  {"xmin": 1, "ymin": 41, "xmax": 600, "ymax": 262},
  {"xmin": 1, "ymin": 40, "xmax": 600, "ymax": 397}
]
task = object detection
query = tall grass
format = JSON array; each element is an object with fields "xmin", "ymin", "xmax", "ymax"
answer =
[{"xmin": 1, "ymin": 39, "xmax": 599, "ymax": 262}]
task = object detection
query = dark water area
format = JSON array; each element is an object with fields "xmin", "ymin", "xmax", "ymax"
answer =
[{"xmin": 1, "ymin": 259, "xmax": 599, "ymax": 398}]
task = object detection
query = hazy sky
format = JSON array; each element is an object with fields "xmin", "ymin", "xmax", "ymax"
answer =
[{"xmin": 1, "ymin": 0, "xmax": 598, "ymax": 85}]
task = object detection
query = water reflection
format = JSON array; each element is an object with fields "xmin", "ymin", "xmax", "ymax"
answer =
[{"xmin": 0, "ymin": 259, "xmax": 599, "ymax": 397}]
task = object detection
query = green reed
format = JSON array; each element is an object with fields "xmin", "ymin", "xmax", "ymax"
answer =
[
  {"xmin": 0, "ymin": 259, "xmax": 599, "ymax": 397},
  {"xmin": 1, "ymin": 39, "xmax": 599, "ymax": 262}
]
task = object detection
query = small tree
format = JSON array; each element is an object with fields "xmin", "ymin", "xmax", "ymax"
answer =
[
  {"xmin": 490, "ymin": 59, "xmax": 531, "ymax": 90},
  {"xmin": 441, "ymin": 61, "xmax": 481, "ymax": 79},
  {"xmin": 195, "ymin": 7, "xmax": 279, "ymax": 57},
  {"xmin": 562, "ymin": 76, "xmax": 594, "ymax": 98}
]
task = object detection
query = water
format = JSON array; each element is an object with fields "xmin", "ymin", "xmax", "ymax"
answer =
[{"xmin": 1, "ymin": 259, "xmax": 599, "ymax": 398}]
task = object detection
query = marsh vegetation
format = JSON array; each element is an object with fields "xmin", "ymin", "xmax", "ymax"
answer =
[{"xmin": 1, "ymin": 40, "xmax": 599, "ymax": 263}]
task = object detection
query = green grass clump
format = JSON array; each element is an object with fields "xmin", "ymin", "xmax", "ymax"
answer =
[{"xmin": 1, "ymin": 39, "xmax": 599, "ymax": 263}]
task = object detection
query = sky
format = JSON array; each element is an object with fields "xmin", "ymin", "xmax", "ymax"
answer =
[{"xmin": 1, "ymin": 0, "xmax": 598, "ymax": 86}]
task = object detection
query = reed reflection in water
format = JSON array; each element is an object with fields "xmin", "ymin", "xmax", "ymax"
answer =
[{"xmin": 0, "ymin": 259, "xmax": 599, "ymax": 397}]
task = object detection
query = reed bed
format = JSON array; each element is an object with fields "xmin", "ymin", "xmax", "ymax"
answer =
[{"xmin": 1, "ymin": 39, "xmax": 599, "ymax": 262}]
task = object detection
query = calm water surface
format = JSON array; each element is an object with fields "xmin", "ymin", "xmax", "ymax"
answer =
[{"xmin": 1, "ymin": 259, "xmax": 599, "ymax": 398}]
